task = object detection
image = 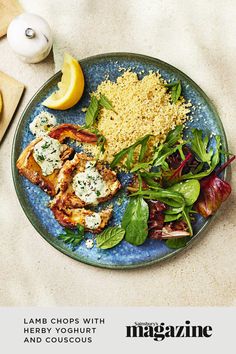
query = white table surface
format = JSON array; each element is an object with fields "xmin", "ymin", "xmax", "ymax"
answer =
[{"xmin": 0, "ymin": 1, "xmax": 236, "ymax": 306}]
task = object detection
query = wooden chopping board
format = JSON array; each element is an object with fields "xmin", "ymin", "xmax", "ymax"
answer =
[
  {"xmin": 0, "ymin": 0, "xmax": 23, "ymax": 37},
  {"xmin": 0, "ymin": 71, "xmax": 24, "ymax": 142}
]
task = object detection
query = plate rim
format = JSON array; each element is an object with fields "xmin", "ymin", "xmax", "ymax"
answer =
[{"xmin": 11, "ymin": 52, "xmax": 228, "ymax": 269}]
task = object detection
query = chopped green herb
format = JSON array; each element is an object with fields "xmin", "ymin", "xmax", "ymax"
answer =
[
  {"xmin": 85, "ymin": 96, "xmax": 99, "ymax": 128},
  {"xmin": 97, "ymin": 134, "xmax": 106, "ymax": 156},
  {"xmin": 85, "ymin": 94, "xmax": 115, "ymax": 129},
  {"xmin": 99, "ymin": 94, "xmax": 115, "ymax": 112},
  {"xmin": 41, "ymin": 142, "xmax": 50, "ymax": 149},
  {"xmin": 58, "ymin": 224, "xmax": 85, "ymax": 249},
  {"xmin": 37, "ymin": 154, "xmax": 45, "ymax": 161}
]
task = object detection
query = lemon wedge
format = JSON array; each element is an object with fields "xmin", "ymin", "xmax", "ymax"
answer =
[
  {"xmin": 0, "ymin": 92, "xmax": 2, "ymax": 115},
  {"xmin": 43, "ymin": 53, "xmax": 84, "ymax": 110}
]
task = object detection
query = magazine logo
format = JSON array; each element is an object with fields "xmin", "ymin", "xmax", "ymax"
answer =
[{"xmin": 126, "ymin": 320, "xmax": 212, "ymax": 342}]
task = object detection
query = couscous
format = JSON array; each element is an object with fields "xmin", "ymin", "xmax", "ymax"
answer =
[{"xmin": 81, "ymin": 70, "xmax": 191, "ymax": 165}]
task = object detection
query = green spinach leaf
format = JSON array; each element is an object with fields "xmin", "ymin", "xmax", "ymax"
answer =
[
  {"xmin": 110, "ymin": 148, "xmax": 129, "ymax": 169},
  {"xmin": 168, "ymin": 179, "xmax": 200, "ymax": 206},
  {"xmin": 122, "ymin": 196, "xmax": 149, "ymax": 246},
  {"xmin": 96, "ymin": 226, "xmax": 125, "ymax": 249},
  {"xmin": 126, "ymin": 146, "xmax": 136, "ymax": 170},
  {"xmin": 85, "ymin": 94, "xmax": 115, "ymax": 128},
  {"xmin": 166, "ymin": 237, "xmax": 187, "ymax": 249}
]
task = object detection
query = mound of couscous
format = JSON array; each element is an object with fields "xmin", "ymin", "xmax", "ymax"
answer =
[{"xmin": 82, "ymin": 70, "xmax": 191, "ymax": 165}]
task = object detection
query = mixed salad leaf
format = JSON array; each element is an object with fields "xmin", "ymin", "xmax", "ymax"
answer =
[{"xmin": 108, "ymin": 125, "xmax": 234, "ymax": 250}]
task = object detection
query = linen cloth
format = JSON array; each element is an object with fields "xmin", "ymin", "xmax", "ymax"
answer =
[{"xmin": 0, "ymin": 0, "xmax": 235, "ymax": 306}]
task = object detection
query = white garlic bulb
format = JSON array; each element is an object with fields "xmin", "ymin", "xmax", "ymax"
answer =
[{"xmin": 7, "ymin": 13, "xmax": 53, "ymax": 64}]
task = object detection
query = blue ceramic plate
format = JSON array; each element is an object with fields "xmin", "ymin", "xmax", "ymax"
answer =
[{"xmin": 12, "ymin": 53, "xmax": 227, "ymax": 269}]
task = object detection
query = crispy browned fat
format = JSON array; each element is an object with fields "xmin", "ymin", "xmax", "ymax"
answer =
[
  {"xmin": 49, "ymin": 123, "xmax": 97, "ymax": 143},
  {"xmin": 50, "ymin": 205, "xmax": 113, "ymax": 232}
]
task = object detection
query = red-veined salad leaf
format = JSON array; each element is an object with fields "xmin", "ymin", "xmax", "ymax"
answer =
[
  {"xmin": 148, "ymin": 200, "xmax": 166, "ymax": 239},
  {"xmin": 195, "ymin": 155, "xmax": 235, "ymax": 217},
  {"xmin": 148, "ymin": 200, "xmax": 191, "ymax": 241},
  {"xmin": 195, "ymin": 174, "xmax": 231, "ymax": 217},
  {"xmin": 169, "ymin": 151, "xmax": 193, "ymax": 181}
]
